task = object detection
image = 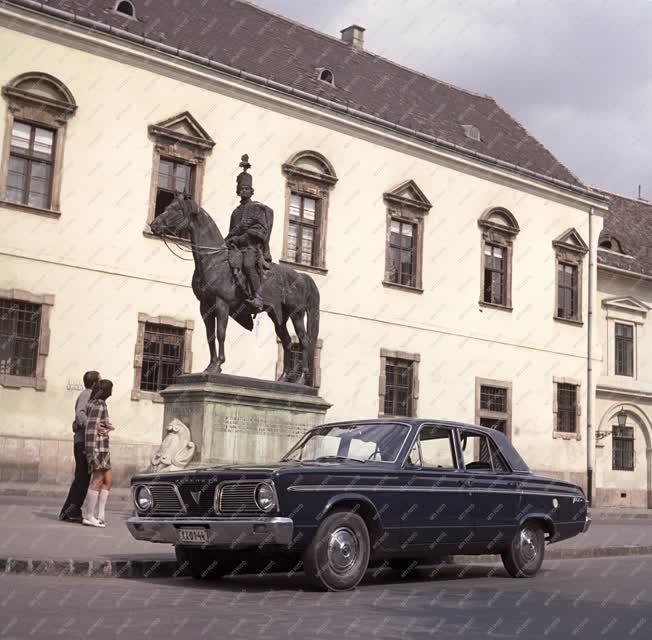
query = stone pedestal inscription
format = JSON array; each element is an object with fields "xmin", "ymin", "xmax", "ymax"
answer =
[{"xmin": 160, "ymin": 372, "xmax": 331, "ymax": 465}]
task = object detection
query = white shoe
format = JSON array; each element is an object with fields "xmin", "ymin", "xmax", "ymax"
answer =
[{"xmin": 82, "ymin": 516, "xmax": 105, "ymax": 528}]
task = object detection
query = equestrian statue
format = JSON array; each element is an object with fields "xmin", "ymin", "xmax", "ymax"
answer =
[{"xmin": 149, "ymin": 154, "xmax": 319, "ymax": 386}]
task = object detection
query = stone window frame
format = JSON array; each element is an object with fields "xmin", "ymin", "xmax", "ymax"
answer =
[
  {"xmin": 281, "ymin": 150, "xmax": 338, "ymax": 274},
  {"xmin": 145, "ymin": 111, "xmax": 215, "ymax": 239},
  {"xmin": 603, "ymin": 296, "xmax": 649, "ymax": 380},
  {"xmin": 378, "ymin": 348, "xmax": 420, "ymax": 418},
  {"xmin": 552, "ymin": 228, "xmax": 588, "ymax": 325},
  {"xmin": 131, "ymin": 312, "xmax": 193, "ymax": 402},
  {"xmin": 552, "ymin": 376, "xmax": 582, "ymax": 441},
  {"xmin": 0, "ymin": 288, "xmax": 54, "ymax": 391},
  {"xmin": 478, "ymin": 207, "xmax": 520, "ymax": 311},
  {"xmin": 0, "ymin": 72, "xmax": 77, "ymax": 217},
  {"xmin": 275, "ymin": 336, "xmax": 323, "ymax": 388},
  {"xmin": 383, "ymin": 180, "xmax": 431, "ymax": 294},
  {"xmin": 474, "ymin": 377, "xmax": 513, "ymax": 440}
]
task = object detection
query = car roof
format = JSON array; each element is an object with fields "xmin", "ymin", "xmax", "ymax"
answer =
[{"xmin": 314, "ymin": 418, "xmax": 531, "ymax": 473}]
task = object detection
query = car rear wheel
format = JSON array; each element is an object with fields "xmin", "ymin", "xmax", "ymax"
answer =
[
  {"xmin": 303, "ymin": 509, "xmax": 370, "ymax": 591},
  {"xmin": 501, "ymin": 522, "xmax": 545, "ymax": 578},
  {"xmin": 175, "ymin": 546, "xmax": 234, "ymax": 580}
]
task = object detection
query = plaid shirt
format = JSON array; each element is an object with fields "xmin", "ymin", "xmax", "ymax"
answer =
[{"xmin": 85, "ymin": 398, "xmax": 110, "ymax": 457}]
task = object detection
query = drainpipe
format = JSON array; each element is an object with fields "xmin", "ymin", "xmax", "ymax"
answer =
[{"xmin": 587, "ymin": 206, "xmax": 595, "ymax": 504}]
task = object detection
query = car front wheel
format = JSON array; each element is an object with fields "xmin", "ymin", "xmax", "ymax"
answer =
[
  {"xmin": 303, "ymin": 509, "xmax": 370, "ymax": 591},
  {"xmin": 501, "ymin": 522, "xmax": 545, "ymax": 578}
]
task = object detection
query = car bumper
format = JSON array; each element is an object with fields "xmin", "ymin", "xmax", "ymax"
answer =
[
  {"xmin": 126, "ymin": 516, "xmax": 294, "ymax": 547},
  {"xmin": 582, "ymin": 512, "xmax": 591, "ymax": 533}
]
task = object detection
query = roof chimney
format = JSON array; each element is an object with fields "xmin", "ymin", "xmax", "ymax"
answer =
[{"xmin": 340, "ymin": 25, "xmax": 365, "ymax": 50}]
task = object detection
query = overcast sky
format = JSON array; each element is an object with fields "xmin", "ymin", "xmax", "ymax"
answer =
[{"xmin": 254, "ymin": 0, "xmax": 650, "ymax": 199}]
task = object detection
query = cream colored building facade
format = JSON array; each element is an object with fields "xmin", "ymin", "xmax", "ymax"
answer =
[
  {"xmin": 593, "ymin": 194, "xmax": 652, "ymax": 508},
  {"xmin": 0, "ymin": 2, "xmax": 628, "ymax": 501}
]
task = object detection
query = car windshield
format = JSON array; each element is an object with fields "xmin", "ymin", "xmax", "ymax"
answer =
[{"xmin": 283, "ymin": 422, "xmax": 410, "ymax": 463}]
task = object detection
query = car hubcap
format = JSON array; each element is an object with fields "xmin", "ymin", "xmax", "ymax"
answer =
[
  {"xmin": 519, "ymin": 528, "xmax": 538, "ymax": 563},
  {"xmin": 328, "ymin": 527, "xmax": 359, "ymax": 574}
]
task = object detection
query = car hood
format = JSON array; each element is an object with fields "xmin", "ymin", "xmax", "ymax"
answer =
[{"xmin": 130, "ymin": 459, "xmax": 391, "ymax": 483}]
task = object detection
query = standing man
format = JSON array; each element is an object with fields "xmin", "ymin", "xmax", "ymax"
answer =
[
  {"xmin": 224, "ymin": 154, "xmax": 273, "ymax": 312},
  {"xmin": 59, "ymin": 370, "xmax": 100, "ymax": 523}
]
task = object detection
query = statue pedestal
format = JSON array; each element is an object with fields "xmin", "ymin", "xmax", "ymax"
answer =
[{"xmin": 159, "ymin": 373, "xmax": 331, "ymax": 465}]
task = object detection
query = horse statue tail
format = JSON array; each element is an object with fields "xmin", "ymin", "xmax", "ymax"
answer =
[{"xmin": 304, "ymin": 273, "xmax": 320, "ymax": 371}]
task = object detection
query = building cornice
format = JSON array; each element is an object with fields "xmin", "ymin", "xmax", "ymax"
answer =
[
  {"xmin": 596, "ymin": 384, "xmax": 652, "ymax": 401},
  {"xmin": 598, "ymin": 263, "xmax": 652, "ymax": 283},
  {"xmin": 1, "ymin": 1, "xmax": 608, "ymax": 211}
]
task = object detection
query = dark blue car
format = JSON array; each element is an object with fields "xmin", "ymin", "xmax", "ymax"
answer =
[{"xmin": 127, "ymin": 419, "xmax": 591, "ymax": 591}]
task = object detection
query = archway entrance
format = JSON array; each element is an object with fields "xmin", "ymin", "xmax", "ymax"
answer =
[{"xmin": 595, "ymin": 403, "xmax": 652, "ymax": 509}]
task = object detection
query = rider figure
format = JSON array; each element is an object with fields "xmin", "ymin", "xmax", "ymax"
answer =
[{"xmin": 225, "ymin": 155, "xmax": 272, "ymax": 313}]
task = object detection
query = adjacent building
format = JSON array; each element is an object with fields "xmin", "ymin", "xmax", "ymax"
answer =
[
  {"xmin": 594, "ymin": 192, "xmax": 652, "ymax": 507},
  {"xmin": 0, "ymin": 0, "xmax": 641, "ymax": 505}
]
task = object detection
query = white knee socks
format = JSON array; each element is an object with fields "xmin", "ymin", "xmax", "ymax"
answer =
[
  {"xmin": 83, "ymin": 489, "xmax": 99, "ymax": 520},
  {"xmin": 98, "ymin": 489, "xmax": 110, "ymax": 522}
]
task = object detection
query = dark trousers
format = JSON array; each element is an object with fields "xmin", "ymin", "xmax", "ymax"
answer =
[{"xmin": 59, "ymin": 441, "xmax": 90, "ymax": 520}]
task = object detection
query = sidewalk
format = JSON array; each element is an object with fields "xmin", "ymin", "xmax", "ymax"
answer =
[{"xmin": 1, "ymin": 495, "xmax": 651, "ymax": 579}]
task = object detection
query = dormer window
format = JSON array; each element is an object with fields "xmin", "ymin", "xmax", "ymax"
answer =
[
  {"xmin": 318, "ymin": 68, "xmax": 335, "ymax": 86},
  {"xmin": 462, "ymin": 124, "xmax": 481, "ymax": 142},
  {"xmin": 598, "ymin": 232, "xmax": 625, "ymax": 254},
  {"xmin": 115, "ymin": 0, "xmax": 135, "ymax": 18}
]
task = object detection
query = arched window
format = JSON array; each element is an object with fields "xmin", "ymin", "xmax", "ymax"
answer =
[
  {"xmin": 478, "ymin": 208, "xmax": 520, "ymax": 309},
  {"xmin": 318, "ymin": 68, "xmax": 335, "ymax": 85},
  {"xmin": 281, "ymin": 151, "xmax": 337, "ymax": 271},
  {"xmin": 1, "ymin": 72, "xmax": 77, "ymax": 213},
  {"xmin": 115, "ymin": 0, "xmax": 135, "ymax": 18}
]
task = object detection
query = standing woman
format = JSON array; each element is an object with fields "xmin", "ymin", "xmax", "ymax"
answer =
[{"xmin": 82, "ymin": 379, "xmax": 114, "ymax": 527}]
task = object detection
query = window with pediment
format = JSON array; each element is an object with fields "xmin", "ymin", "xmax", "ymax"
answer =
[
  {"xmin": 602, "ymin": 296, "xmax": 650, "ymax": 379},
  {"xmin": 383, "ymin": 180, "xmax": 431, "ymax": 292},
  {"xmin": 1, "ymin": 72, "xmax": 77, "ymax": 214},
  {"xmin": 478, "ymin": 208, "xmax": 519, "ymax": 309},
  {"xmin": 146, "ymin": 112, "xmax": 215, "ymax": 237},
  {"xmin": 552, "ymin": 228, "xmax": 588, "ymax": 324},
  {"xmin": 281, "ymin": 150, "xmax": 337, "ymax": 272}
]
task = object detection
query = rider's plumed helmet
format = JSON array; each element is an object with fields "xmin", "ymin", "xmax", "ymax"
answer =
[{"xmin": 236, "ymin": 154, "xmax": 253, "ymax": 193}]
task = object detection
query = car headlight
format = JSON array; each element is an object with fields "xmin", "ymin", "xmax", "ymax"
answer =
[
  {"xmin": 255, "ymin": 482, "xmax": 277, "ymax": 513},
  {"xmin": 134, "ymin": 485, "xmax": 153, "ymax": 512}
]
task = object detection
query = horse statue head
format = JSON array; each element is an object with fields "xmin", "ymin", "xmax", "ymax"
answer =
[{"xmin": 149, "ymin": 192, "xmax": 197, "ymax": 239}]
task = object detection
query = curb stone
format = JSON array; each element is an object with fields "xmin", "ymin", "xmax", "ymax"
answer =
[{"xmin": 2, "ymin": 546, "xmax": 652, "ymax": 579}]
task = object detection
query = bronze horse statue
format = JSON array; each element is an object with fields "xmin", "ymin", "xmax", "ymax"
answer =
[{"xmin": 150, "ymin": 193, "xmax": 320, "ymax": 385}]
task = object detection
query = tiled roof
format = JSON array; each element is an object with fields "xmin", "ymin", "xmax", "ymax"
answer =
[
  {"xmin": 8, "ymin": 0, "xmax": 586, "ymax": 188},
  {"xmin": 598, "ymin": 190, "xmax": 652, "ymax": 278}
]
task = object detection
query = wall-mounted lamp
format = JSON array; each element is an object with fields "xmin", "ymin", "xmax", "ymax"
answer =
[{"xmin": 596, "ymin": 408, "xmax": 628, "ymax": 440}]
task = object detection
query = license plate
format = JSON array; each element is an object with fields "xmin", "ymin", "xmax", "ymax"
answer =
[{"xmin": 178, "ymin": 528, "xmax": 208, "ymax": 544}]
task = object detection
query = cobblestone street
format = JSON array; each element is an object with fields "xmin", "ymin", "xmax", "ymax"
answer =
[{"xmin": 2, "ymin": 555, "xmax": 651, "ymax": 639}]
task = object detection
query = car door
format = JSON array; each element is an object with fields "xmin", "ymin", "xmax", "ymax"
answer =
[
  {"xmin": 457, "ymin": 427, "xmax": 520, "ymax": 548},
  {"xmin": 398, "ymin": 424, "xmax": 468, "ymax": 552}
]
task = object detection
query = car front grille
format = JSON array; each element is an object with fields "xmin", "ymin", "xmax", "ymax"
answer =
[
  {"xmin": 149, "ymin": 484, "xmax": 185, "ymax": 516},
  {"xmin": 217, "ymin": 481, "xmax": 264, "ymax": 515},
  {"xmin": 177, "ymin": 483, "xmax": 216, "ymax": 517}
]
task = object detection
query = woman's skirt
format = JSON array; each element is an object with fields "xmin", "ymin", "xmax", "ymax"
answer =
[{"xmin": 88, "ymin": 450, "xmax": 111, "ymax": 472}]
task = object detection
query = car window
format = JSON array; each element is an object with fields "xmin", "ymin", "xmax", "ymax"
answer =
[
  {"xmin": 407, "ymin": 426, "xmax": 456, "ymax": 469},
  {"xmin": 459, "ymin": 430, "xmax": 508, "ymax": 472}
]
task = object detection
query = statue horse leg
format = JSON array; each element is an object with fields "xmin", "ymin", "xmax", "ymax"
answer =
[
  {"xmin": 273, "ymin": 315, "xmax": 294, "ymax": 382},
  {"xmin": 214, "ymin": 298, "xmax": 229, "ymax": 372},
  {"xmin": 200, "ymin": 298, "xmax": 219, "ymax": 373},
  {"xmin": 290, "ymin": 310, "xmax": 311, "ymax": 386}
]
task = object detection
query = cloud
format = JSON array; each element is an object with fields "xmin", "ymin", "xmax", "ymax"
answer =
[{"xmin": 254, "ymin": 0, "xmax": 652, "ymax": 197}]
